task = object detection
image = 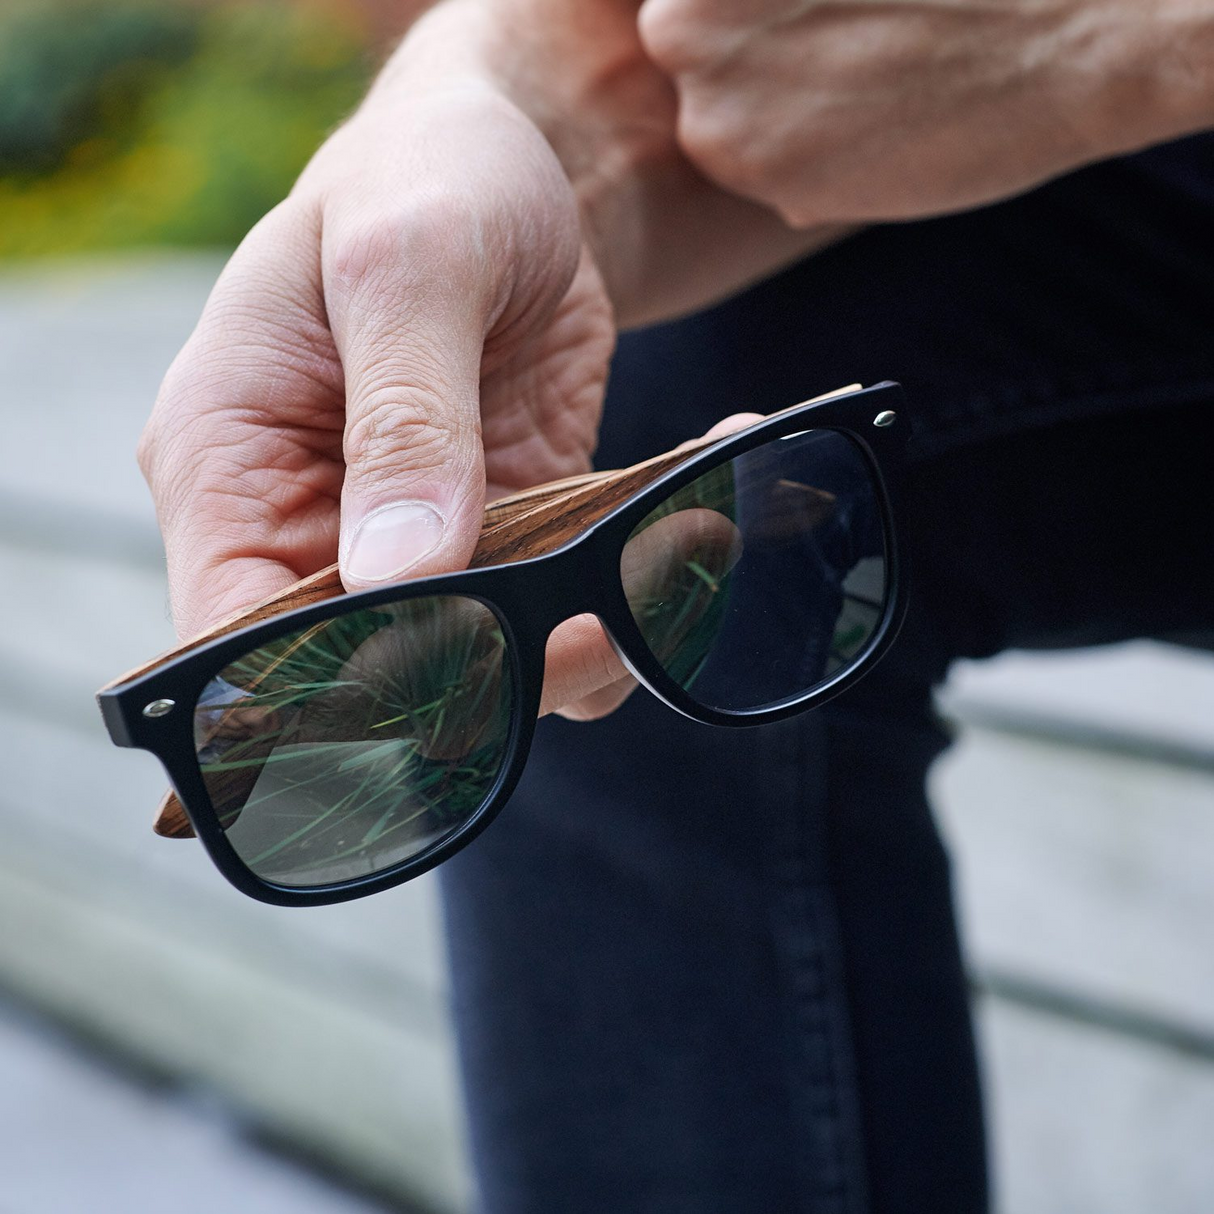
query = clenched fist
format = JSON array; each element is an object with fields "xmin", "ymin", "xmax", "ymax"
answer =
[{"xmin": 639, "ymin": 0, "xmax": 1214, "ymax": 225}]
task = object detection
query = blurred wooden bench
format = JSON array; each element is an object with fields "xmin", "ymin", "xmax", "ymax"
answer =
[{"xmin": 2, "ymin": 256, "xmax": 1213, "ymax": 1214}]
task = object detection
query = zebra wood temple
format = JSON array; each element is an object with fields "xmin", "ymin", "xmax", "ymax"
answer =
[{"xmin": 101, "ymin": 386, "xmax": 860, "ymax": 841}]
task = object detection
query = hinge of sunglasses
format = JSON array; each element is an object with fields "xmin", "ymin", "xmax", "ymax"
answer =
[{"xmin": 143, "ymin": 383, "xmax": 864, "ymax": 840}]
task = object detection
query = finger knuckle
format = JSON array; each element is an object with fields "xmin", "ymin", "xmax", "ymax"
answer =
[
  {"xmin": 681, "ymin": 101, "xmax": 799, "ymax": 213},
  {"xmin": 679, "ymin": 97, "xmax": 751, "ymax": 179},
  {"xmin": 243, "ymin": 195, "xmax": 318, "ymax": 253},
  {"xmin": 209, "ymin": 200, "xmax": 322, "ymax": 322},
  {"xmin": 558, "ymin": 689, "xmax": 630, "ymax": 723},
  {"xmin": 139, "ymin": 350, "xmax": 198, "ymax": 485},
  {"xmin": 135, "ymin": 420, "xmax": 158, "ymax": 483},
  {"xmin": 328, "ymin": 215, "xmax": 403, "ymax": 287},
  {"xmin": 328, "ymin": 193, "xmax": 481, "ymax": 289},
  {"xmin": 344, "ymin": 385, "xmax": 472, "ymax": 485},
  {"xmin": 638, "ymin": 0, "xmax": 704, "ymax": 73}
]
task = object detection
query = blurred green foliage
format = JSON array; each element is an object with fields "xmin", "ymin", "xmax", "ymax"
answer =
[{"xmin": 0, "ymin": 1, "xmax": 370, "ymax": 257}]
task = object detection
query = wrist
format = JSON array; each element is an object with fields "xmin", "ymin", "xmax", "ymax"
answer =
[
  {"xmin": 349, "ymin": 0, "xmax": 842, "ymax": 327},
  {"xmin": 364, "ymin": 0, "xmax": 682, "ymax": 311},
  {"xmin": 1151, "ymin": 0, "xmax": 1214, "ymax": 131},
  {"xmin": 1060, "ymin": 0, "xmax": 1214, "ymax": 159}
]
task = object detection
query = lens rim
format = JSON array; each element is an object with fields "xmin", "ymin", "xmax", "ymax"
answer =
[
  {"xmin": 132, "ymin": 593, "xmax": 540, "ymax": 907},
  {"xmin": 197, "ymin": 594, "xmax": 523, "ymax": 890},
  {"xmin": 100, "ymin": 383, "xmax": 908, "ymax": 906},
  {"xmin": 598, "ymin": 426, "xmax": 898, "ymax": 724}
]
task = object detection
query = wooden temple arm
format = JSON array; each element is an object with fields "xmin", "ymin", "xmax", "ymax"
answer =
[
  {"xmin": 143, "ymin": 435, "xmax": 719, "ymax": 838},
  {"xmin": 133, "ymin": 387, "xmax": 859, "ymax": 839}
]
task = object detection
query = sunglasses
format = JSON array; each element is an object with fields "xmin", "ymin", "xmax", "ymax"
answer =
[{"xmin": 98, "ymin": 382, "xmax": 908, "ymax": 906}]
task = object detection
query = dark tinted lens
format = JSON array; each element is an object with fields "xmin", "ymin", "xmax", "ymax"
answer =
[
  {"xmin": 193, "ymin": 595, "xmax": 513, "ymax": 888},
  {"xmin": 622, "ymin": 428, "xmax": 886, "ymax": 711}
]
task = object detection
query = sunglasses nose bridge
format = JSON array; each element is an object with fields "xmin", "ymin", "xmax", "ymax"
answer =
[{"xmin": 520, "ymin": 539, "xmax": 616, "ymax": 638}]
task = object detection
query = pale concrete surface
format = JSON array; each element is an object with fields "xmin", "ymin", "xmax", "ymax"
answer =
[
  {"xmin": 0, "ymin": 254, "xmax": 224, "ymax": 528},
  {"xmin": 982, "ymin": 999, "xmax": 1214, "ymax": 1214},
  {"xmin": 0, "ymin": 256, "xmax": 469, "ymax": 1213},
  {"xmin": 0, "ymin": 999, "xmax": 403, "ymax": 1214},
  {"xmin": 2, "ymin": 255, "xmax": 1212, "ymax": 1214},
  {"xmin": 934, "ymin": 722, "xmax": 1214, "ymax": 1029},
  {"xmin": 941, "ymin": 643, "xmax": 1214, "ymax": 765},
  {"xmin": 934, "ymin": 724, "xmax": 1214, "ymax": 1214}
]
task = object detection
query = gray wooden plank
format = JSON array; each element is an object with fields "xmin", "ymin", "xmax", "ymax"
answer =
[
  {"xmin": 933, "ymin": 725, "xmax": 1214, "ymax": 1040},
  {"xmin": 8, "ymin": 253, "xmax": 1214, "ymax": 1214},
  {"xmin": 980, "ymin": 998, "xmax": 1214, "ymax": 1214},
  {"xmin": 0, "ymin": 1002, "xmax": 404, "ymax": 1214},
  {"xmin": 0, "ymin": 703, "xmax": 452, "ymax": 1014},
  {"xmin": 0, "ymin": 847, "xmax": 467, "ymax": 1213},
  {"xmin": 0, "ymin": 254, "xmax": 222, "ymax": 525},
  {"xmin": 940, "ymin": 642, "xmax": 1214, "ymax": 763}
]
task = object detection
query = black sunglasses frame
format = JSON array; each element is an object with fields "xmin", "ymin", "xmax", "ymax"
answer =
[{"xmin": 99, "ymin": 382, "xmax": 909, "ymax": 906}]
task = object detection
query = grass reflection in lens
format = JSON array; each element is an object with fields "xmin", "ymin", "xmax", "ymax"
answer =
[
  {"xmin": 623, "ymin": 429, "xmax": 886, "ymax": 711},
  {"xmin": 193, "ymin": 595, "xmax": 513, "ymax": 888}
]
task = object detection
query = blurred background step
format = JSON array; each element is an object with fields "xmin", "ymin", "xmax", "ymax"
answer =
[
  {"xmin": 939, "ymin": 643, "xmax": 1214, "ymax": 771},
  {"xmin": 0, "ymin": 998, "xmax": 411, "ymax": 1214},
  {"xmin": 981, "ymin": 998, "xmax": 1214, "ymax": 1214},
  {"xmin": 3, "ymin": 256, "xmax": 1213, "ymax": 1214},
  {"xmin": 933, "ymin": 722, "xmax": 1214, "ymax": 1032}
]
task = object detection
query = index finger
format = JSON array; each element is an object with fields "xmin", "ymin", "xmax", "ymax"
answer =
[{"xmin": 141, "ymin": 199, "xmax": 345, "ymax": 638}]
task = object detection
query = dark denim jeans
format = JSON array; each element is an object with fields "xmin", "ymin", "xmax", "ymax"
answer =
[{"xmin": 439, "ymin": 134, "xmax": 1214, "ymax": 1214}]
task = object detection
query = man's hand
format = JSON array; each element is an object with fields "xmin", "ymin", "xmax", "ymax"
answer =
[
  {"xmin": 141, "ymin": 81, "xmax": 613, "ymax": 640},
  {"xmin": 546, "ymin": 410, "xmax": 758, "ymax": 721},
  {"xmin": 638, "ymin": 0, "xmax": 1214, "ymax": 226},
  {"xmin": 140, "ymin": 0, "xmax": 836, "ymax": 651}
]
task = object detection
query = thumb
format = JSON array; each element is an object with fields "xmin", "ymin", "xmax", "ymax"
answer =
[{"xmin": 326, "ymin": 210, "xmax": 491, "ymax": 591}]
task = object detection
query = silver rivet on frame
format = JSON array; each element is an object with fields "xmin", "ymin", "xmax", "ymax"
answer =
[
  {"xmin": 873, "ymin": 411, "xmax": 897, "ymax": 427},
  {"xmin": 142, "ymin": 699, "xmax": 176, "ymax": 718}
]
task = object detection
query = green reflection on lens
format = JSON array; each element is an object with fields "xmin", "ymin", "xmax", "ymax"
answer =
[
  {"xmin": 193, "ymin": 595, "xmax": 512, "ymax": 888},
  {"xmin": 623, "ymin": 460, "xmax": 741, "ymax": 691},
  {"xmin": 622, "ymin": 428, "xmax": 886, "ymax": 712}
]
